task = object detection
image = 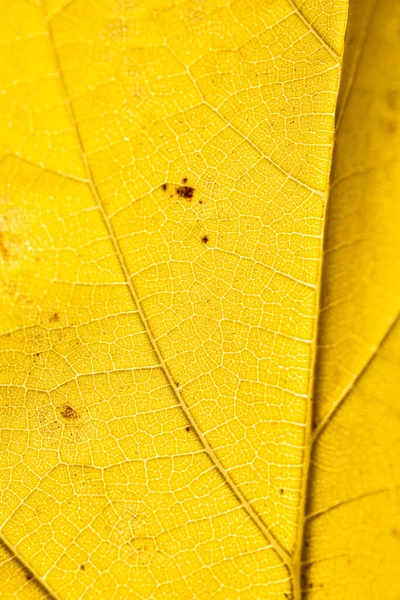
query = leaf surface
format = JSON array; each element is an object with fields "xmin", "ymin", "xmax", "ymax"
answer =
[{"xmin": 0, "ymin": 0, "xmax": 398, "ymax": 599}]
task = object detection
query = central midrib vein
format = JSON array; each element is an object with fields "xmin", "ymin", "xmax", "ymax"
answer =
[{"xmin": 42, "ymin": 2, "xmax": 294, "ymax": 585}]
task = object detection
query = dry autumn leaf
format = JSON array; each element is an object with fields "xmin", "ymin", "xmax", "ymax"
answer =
[{"xmin": 0, "ymin": 0, "xmax": 399, "ymax": 598}]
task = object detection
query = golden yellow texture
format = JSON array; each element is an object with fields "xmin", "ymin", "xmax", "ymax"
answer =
[
  {"xmin": 304, "ymin": 0, "xmax": 400, "ymax": 598},
  {"xmin": 0, "ymin": 0, "xmax": 398, "ymax": 598}
]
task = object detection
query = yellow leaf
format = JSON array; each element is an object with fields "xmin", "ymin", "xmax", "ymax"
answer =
[{"xmin": 0, "ymin": 1, "xmax": 398, "ymax": 599}]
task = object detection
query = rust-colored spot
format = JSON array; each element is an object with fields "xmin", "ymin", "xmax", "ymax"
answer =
[
  {"xmin": 198, "ymin": 200, "xmax": 203, "ymax": 204},
  {"xmin": 0, "ymin": 231, "xmax": 9, "ymax": 260},
  {"xmin": 49, "ymin": 312, "xmax": 59, "ymax": 323},
  {"xmin": 182, "ymin": 177, "xmax": 188, "ymax": 183},
  {"xmin": 80, "ymin": 564, "xmax": 85, "ymax": 571},
  {"xmin": 176, "ymin": 185, "xmax": 194, "ymax": 199},
  {"xmin": 201, "ymin": 235, "xmax": 209, "ymax": 244},
  {"xmin": 161, "ymin": 183, "xmax": 167, "ymax": 191},
  {"xmin": 185, "ymin": 426, "xmax": 191, "ymax": 432},
  {"xmin": 26, "ymin": 573, "xmax": 33, "ymax": 581},
  {"xmin": 392, "ymin": 527, "xmax": 400, "ymax": 539},
  {"xmin": 61, "ymin": 405, "xmax": 79, "ymax": 420}
]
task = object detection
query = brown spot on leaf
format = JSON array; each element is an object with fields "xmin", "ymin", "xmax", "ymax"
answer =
[
  {"xmin": 0, "ymin": 231, "xmax": 9, "ymax": 260},
  {"xmin": 182, "ymin": 177, "xmax": 188, "ymax": 183},
  {"xmin": 49, "ymin": 312, "xmax": 59, "ymax": 323},
  {"xmin": 185, "ymin": 426, "xmax": 191, "ymax": 432},
  {"xmin": 201, "ymin": 235, "xmax": 209, "ymax": 244},
  {"xmin": 161, "ymin": 183, "xmax": 167, "ymax": 191},
  {"xmin": 279, "ymin": 488, "xmax": 284, "ymax": 495},
  {"xmin": 26, "ymin": 573, "xmax": 33, "ymax": 581},
  {"xmin": 61, "ymin": 405, "xmax": 79, "ymax": 420},
  {"xmin": 391, "ymin": 527, "xmax": 400, "ymax": 539},
  {"xmin": 80, "ymin": 564, "xmax": 85, "ymax": 571},
  {"xmin": 176, "ymin": 185, "xmax": 194, "ymax": 199}
]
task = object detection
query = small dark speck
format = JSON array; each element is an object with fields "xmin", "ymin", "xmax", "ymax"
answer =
[
  {"xmin": 305, "ymin": 540, "xmax": 310, "ymax": 547},
  {"xmin": 80, "ymin": 564, "xmax": 85, "ymax": 571},
  {"xmin": 49, "ymin": 312, "xmax": 59, "ymax": 323},
  {"xmin": 176, "ymin": 185, "xmax": 194, "ymax": 199},
  {"xmin": 201, "ymin": 235, "xmax": 209, "ymax": 244},
  {"xmin": 26, "ymin": 574, "xmax": 33, "ymax": 581},
  {"xmin": 279, "ymin": 488, "xmax": 284, "ymax": 495},
  {"xmin": 185, "ymin": 426, "xmax": 191, "ymax": 432},
  {"xmin": 198, "ymin": 200, "xmax": 203, "ymax": 204},
  {"xmin": 161, "ymin": 183, "xmax": 167, "ymax": 191},
  {"xmin": 182, "ymin": 177, "xmax": 188, "ymax": 183}
]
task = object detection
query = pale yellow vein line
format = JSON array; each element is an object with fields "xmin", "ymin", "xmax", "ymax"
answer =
[
  {"xmin": 41, "ymin": 2, "xmax": 293, "ymax": 575},
  {"xmin": 290, "ymin": 5, "xmax": 346, "ymax": 595},
  {"xmin": 286, "ymin": 0, "xmax": 340, "ymax": 62},
  {"xmin": 312, "ymin": 311, "xmax": 400, "ymax": 444},
  {"xmin": 0, "ymin": 531, "xmax": 61, "ymax": 600},
  {"xmin": 0, "ymin": 153, "xmax": 89, "ymax": 185},
  {"xmin": 179, "ymin": 57, "xmax": 328, "ymax": 199}
]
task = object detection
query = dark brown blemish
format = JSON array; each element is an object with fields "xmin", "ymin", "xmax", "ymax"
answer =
[
  {"xmin": 201, "ymin": 235, "xmax": 209, "ymax": 244},
  {"xmin": 49, "ymin": 312, "xmax": 59, "ymax": 323},
  {"xmin": 176, "ymin": 185, "xmax": 194, "ymax": 200},
  {"xmin": 182, "ymin": 177, "xmax": 188, "ymax": 183},
  {"xmin": 161, "ymin": 183, "xmax": 167, "ymax": 191},
  {"xmin": 279, "ymin": 488, "xmax": 284, "ymax": 495},
  {"xmin": 26, "ymin": 573, "xmax": 33, "ymax": 581},
  {"xmin": 185, "ymin": 426, "xmax": 191, "ymax": 432},
  {"xmin": 198, "ymin": 200, "xmax": 203, "ymax": 204},
  {"xmin": 61, "ymin": 405, "xmax": 79, "ymax": 420},
  {"xmin": 80, "ymin": 564, "xmax": 85, "ymax": 571}
]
